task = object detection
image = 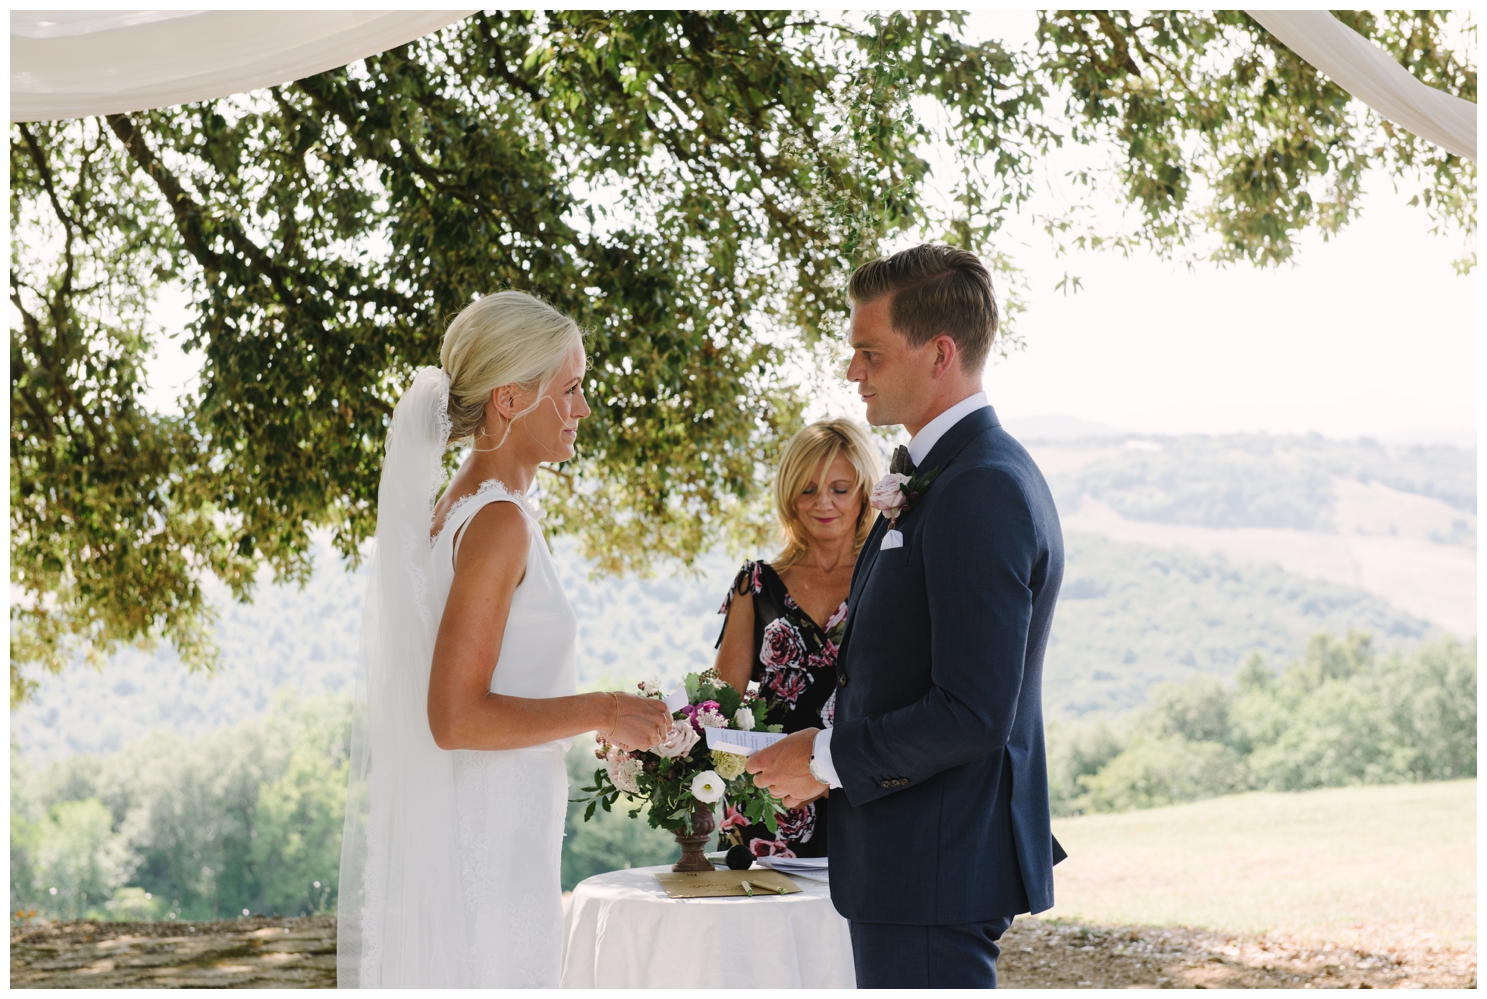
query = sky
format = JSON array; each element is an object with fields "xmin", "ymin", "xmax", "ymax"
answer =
[
  {"xmin": 142, "ymin": 12, "xmax": 1477, "ymax": 446},
  {"xmin": 982, "ymin": 179, "xmax": 1476, "ymax": 443}
]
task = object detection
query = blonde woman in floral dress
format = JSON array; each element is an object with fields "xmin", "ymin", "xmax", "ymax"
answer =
[{"xmin": 713, "ymin": 418, "xmax": 881, "ymax": 857}]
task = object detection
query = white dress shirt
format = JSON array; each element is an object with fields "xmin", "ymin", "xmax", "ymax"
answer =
[{"xmin": 809, "ymin": 391, "xmax": 992, "ymax": 788}]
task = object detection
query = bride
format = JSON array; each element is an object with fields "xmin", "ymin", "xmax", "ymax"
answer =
[{"xmin": 337, "ymin": 292, "xmax": 672, "ymax": 988}]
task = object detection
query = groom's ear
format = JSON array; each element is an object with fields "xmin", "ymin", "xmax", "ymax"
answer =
[{"xmin": 929, "ymin": 334, "xmax": 960, "ymax": 379}]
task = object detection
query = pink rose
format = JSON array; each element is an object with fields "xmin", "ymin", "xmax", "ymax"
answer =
[
  {"xmin": 870, "ymin": 472, "xmax": 911, "ymax": 514},
  {"xmin": 760, "ymin": 618, "xmax": 806, "ymax": 669},
  {"xmin": 652, "ymin": 719, "xmax": 700, "ymax": 759}
]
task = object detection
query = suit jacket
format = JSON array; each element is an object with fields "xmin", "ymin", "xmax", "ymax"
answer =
[{"xmin": 827, "ymin": 405, "xmax": 1065, "ymax": 924}]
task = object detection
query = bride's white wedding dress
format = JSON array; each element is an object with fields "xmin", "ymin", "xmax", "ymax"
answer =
[
  {"xmin": 435, "ymin": 480, "xmax": 576, "ymax": 987},
  {"xmin": 337, "ymin": 368, "xmax": 576, "ymax": 989}
]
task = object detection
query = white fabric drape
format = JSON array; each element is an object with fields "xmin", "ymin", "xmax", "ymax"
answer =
[
  {"xmin": 561, "ymin": 866, "xmax": 857, "ymax": 988},
  {"xmin": 1246, "ymin": 10, "xmax": 1476, "ymax": 161},
  {"xmin": 11, "ymin": 10, "xmax": 475, "ymax": 123}
]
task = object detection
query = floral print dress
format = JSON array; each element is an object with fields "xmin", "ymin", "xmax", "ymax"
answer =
[{"xmin": 715, "ymin": 560, "xmax": 846, "ymax": 858}]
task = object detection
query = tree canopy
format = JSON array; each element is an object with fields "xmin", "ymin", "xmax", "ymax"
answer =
[{"xmin": 10, "ymin": 10, "xmax": 1476, "ymax": 702}]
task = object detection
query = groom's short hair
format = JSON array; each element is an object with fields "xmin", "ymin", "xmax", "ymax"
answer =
[{"xmin": 847, "ymin": 244, "xmax": 999, "ymax": 372}]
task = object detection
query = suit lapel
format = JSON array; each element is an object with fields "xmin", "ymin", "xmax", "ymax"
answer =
[{"xmin": 838, "ymin": 407, "xmax": 1001, "ymax": 660}]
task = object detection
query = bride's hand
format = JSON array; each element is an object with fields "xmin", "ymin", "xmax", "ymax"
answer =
[{"xmin": 604, "ymin": 692, "xmax": 673, "ymax": 751}]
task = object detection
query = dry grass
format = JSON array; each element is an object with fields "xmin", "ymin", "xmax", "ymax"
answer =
[{"xmin": 1046, "ymin": 781, "xmax": 1475, "ymax": 959}]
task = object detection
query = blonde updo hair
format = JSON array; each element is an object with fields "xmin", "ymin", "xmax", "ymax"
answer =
[
  {"xmin": 772, "ymin": 418, "xmax": 882, "ymax": 571},
  {"xmin": 439, "ymin": 291, "xmax": 584, "ymax": 445}
]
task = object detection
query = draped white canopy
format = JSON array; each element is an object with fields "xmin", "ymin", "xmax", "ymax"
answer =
[
  {"xmin": 10, "ymin": 10, "xmax": 474, "ymax": 123},
  {"xmin": 9, "ymin": 10, "xmax": 1477, "ymax": 158},
  {"xmin": 1246, "ymin": 10, "xmax": 1476, "ymax": 160}
]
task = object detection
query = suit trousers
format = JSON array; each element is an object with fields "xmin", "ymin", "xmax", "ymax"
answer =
[{"xmin": 849, "ymin": 915, "xmax": 1015, "ymax": 988}]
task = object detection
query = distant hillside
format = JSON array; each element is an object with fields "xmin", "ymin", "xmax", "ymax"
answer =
[
  {"xmin": 1028, "ymin": 434, "xmax": 1475, "ymax": 636},
  {"xmin": 1038, "ymin": 433, "xmax": 1474, "ymax": 532},
  {"xmin": 1046, "ymin": 533, "xmax": 1434, "ymax": 717},
  {"xmin": 10, "ymin": 538, "xmax": 738, "ymax": 763},
  {"xmin": 13, "ymin": 531, "xmax": 1435, "ymax": 759}
]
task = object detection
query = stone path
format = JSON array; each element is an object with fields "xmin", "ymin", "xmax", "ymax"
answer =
[
  {"xmin": 11, "ymin": 915, "xmax": 1475, "ymax": 988},
  {"xmin": 10, "ymin": 917, "xmax": 336, "ymax": 989}
]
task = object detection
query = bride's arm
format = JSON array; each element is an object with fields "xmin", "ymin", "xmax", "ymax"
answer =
[{"xmin": 427, "ymin": 502, "xmax": 670, "ymax": 752}]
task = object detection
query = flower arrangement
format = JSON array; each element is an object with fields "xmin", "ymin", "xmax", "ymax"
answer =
[{"xmin": 580, "ymin": 671, "xmax": 787, "ymax": 838}]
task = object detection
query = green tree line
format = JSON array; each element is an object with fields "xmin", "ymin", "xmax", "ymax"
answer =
[
  {"xmin": 1048, "ymin": 632, "xmax": 1477, "ymax": 816},
  {"xmin": 13, "ymin": 629, "xmax": 1475, "ymax": 919},
  {"xmin": 11, "ymin": 697, "xmax": 348, "ymax": 921},
  {"xmin": 12, "ymin": 11, "xmax": 1476, "ymax": 702}
]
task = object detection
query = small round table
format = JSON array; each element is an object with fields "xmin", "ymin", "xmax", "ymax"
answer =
[{"xmin": 560, "ymin": 865, "xmax": 856, "ymax": 988}]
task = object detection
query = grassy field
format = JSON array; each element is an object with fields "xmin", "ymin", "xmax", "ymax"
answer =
[{"xmin": 1046, "ymin": 780, "xmax": 1476, "ymax": 953}]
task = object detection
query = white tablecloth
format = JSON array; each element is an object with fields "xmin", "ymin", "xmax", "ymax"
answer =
[{"xmin": 560, "ymin": 865, "xmax": 856, "ymax": 988}]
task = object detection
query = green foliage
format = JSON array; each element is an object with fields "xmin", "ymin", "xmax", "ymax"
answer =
[
  {"xmin": 1051, "ymin": 632, "xmax": 1477, "ymax": 816},
  {"xmin": 14, "ymin": 799, "xmax": 135, "ymax": 920},
  {"xmin": 10, "ymin": 696, "xmax": 349, "ymax": 920},
  {"xmin": 1035, "ymin": 11, "xmax": 1476, "ymax": 269},
  {"xmin": 11, "ymin": 12, "xmax": 1476, "ymax": 701}
]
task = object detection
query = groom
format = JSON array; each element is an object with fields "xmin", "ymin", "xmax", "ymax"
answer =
[{"xmin": 748, "ymin": 244, "xmax": 1065, "ymax": 988}]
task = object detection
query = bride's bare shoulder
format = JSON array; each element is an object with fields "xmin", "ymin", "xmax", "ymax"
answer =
[{"xmin": 451, "ymin": 500, "xmax": 530, "ymax": 572}]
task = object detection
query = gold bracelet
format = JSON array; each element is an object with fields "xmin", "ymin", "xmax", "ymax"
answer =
[{"xmin": 603, "ymin": 691, "xmax": 620, "ymax": 743}]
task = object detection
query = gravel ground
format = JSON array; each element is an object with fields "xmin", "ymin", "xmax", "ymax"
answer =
[
  {"xmin": 11, "ymin": 915, "xmax": 1475, "ymax": 988},
  {"xmin": 999, "ymin": 918, "xmax": 1477, "ymax": 989}
]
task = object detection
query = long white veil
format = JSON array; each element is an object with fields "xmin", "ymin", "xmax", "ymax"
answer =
[{"xmin": 337, "ymin": 366, "xmax": 471, "ymax": 988}]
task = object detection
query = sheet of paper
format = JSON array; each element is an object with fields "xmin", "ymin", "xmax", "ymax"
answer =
[
  {"xmin": 703, "ymin": 727, "xmax": 788, "ymax": 757},
  {"xmin": 754, "ymin": 856, "xmax": 829, "ymax": 882},
  {"xmin": 662, "ymin": 686, "xmax": 690, "ymax": 712}
]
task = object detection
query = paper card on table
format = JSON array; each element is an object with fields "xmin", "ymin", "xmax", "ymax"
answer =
[
  {"xmin": 704, "ymin": 727, "xmax": 788, "ymax": 757},
  {"xmin": 655, "ymin": 869, "xmax": 801, "ymax": 898},
  {"xmin": 662, "ymin": 686, "xmax": 690, "ymax": 712}
]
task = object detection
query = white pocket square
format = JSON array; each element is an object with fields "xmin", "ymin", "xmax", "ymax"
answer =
[{"xmin": 880, "ymin": 529, "xmax": 903, "ymax": 550}]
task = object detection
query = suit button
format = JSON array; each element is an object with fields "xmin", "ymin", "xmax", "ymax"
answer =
[
  {"xmin": 879, "ymin": 780, "xmax": 892, "ymax": 789},
  {"xmin": 837, "ymin": 673, "xmax": 848, "ymax": 687},
  {"xmin": 898, "ymin": 779, "xmax": 909, "ymax": 786}
]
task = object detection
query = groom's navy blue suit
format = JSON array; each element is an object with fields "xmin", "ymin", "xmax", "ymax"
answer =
[{"xmin": 828, "ymin": 405, "xmax": 1065, "ymax": 988}]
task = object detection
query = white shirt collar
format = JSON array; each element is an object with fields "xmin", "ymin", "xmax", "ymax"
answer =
[{"xmin": 907, "ymin": 391, "xmax": 990, "ymax": 467}]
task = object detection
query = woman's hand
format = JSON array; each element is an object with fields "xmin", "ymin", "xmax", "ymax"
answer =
[{"xmin": 604, "ymin": 692, "xmax": 673, "ymax": 751}]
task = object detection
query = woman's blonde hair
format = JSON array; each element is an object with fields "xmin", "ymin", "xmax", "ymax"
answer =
[
  {"xmin": 439, "ymin": 291, "xmax": 584, "ymax": 445},
  {"xmin": 772, "ymin": 418, "xmax": 882, "ymax": 571}
]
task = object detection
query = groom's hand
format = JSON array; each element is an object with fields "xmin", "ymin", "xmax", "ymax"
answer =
[{"xmin": 746, "ymin": 728, "xmax": 825, "ymax": 809}]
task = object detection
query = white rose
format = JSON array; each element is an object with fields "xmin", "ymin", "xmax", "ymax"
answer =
[
  {"xmin": 697, "ymin": 707, "xmax": 727, "ymax": 729},
  {"xmin": 733, "ymin": 707, "xmax": 756, "ymax": 732},
  {"xmin": 638, "ymin": 678, "xmax": 662, "ymax": 698},
  {"xmin": 690, "ymin": 770, "xmax": 725, "ymax": 804},
  {"xmin": 652, "ymin": 719, "xmax": 700, "ymax": 759},
  {"xmin": 870, "ymin": 472, "xmax": 911, "ymax": 514}
]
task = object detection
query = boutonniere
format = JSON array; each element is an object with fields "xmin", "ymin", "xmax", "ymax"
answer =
[{"xmin": 869, "ymin": 466, "xmax": 940, "ymax": 549}]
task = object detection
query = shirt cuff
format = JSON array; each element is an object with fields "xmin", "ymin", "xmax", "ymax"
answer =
[{"xmin": 811, "ymin": 727, "xmax": 843, "ymax": 789}]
